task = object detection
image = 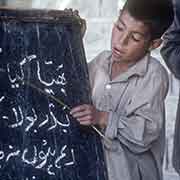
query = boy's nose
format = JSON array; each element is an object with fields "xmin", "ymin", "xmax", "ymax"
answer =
[{"xmin": 119, "ymin": 33, "xmax": 129, "ymax": 46}]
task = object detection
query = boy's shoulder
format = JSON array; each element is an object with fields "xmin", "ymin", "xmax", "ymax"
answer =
[
  {"xmin": 147, "ymin": 56, "xmax": 169, "ymax": 81},
  {"xmin": 149, "ymin": 56, "xmax": 167, "ymax": 72},
  {"xmin": 89, "ymin": 50, "xmax": 111, "ymax": 67}
]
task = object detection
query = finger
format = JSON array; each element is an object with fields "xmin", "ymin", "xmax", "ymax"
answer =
[
  {"xmin": 79, "ymin": 120, "xmax": 92, "ymax": 126},
  {"xmin": 77, "ymin": 115, "xmax": 92, "ymax": 122},
  {"xmin": 73, "ymin": 10, "xmax": 79, "ymax": 16},
  {"xmin": 70, "ymin": 106, "xmax": 84, "ymax": 114},
  {"xmin": 70, "ymin": 104, "xmax": 89, "ymax": 114},
  {"xmin": 80, "ymin": 19, "xmax": 87, "ymax": 37},
  {"xmin": 71, "ymin": 110, "xmax": 91, "ymax": 118},
  {"xmin": 64, "ymin": 8, "xmax": 71, "ymax": 12},
  {"xmin": 64, "ymin": 8, "xmax": 73, "ymax": 15}
]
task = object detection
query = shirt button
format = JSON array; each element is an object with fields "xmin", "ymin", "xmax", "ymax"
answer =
[{"xmin": 105, "ymin": 84, "xmax": 111, "ymax": 90}]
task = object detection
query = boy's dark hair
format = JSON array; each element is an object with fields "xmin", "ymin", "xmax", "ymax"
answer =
[{"xmin": 122, "ymin": 0, "xmax": 174, "ymax": 39}]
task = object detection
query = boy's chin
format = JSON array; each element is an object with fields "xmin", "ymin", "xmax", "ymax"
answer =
[
  {"xmin": 111, "ymin": 53, "xmax": 119, "ymax": 60},
  {"xmin": 111, "ymin": 54, "xmax": 123, "ymax": 63}
]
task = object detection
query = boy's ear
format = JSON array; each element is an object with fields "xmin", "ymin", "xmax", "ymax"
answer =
[{"xmin": 149, "ymin": 38, "xmax": 162, "ymax": 51}]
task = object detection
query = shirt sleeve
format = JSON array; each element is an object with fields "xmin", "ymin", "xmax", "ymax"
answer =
[
  {"xmin": 88, "ymin": 50, "xmax": 110, "ymax": 88},
  {"xmin": 104, "ymin": 66, "xmax": 169, "ymax": 154},
  {"xmin": 160, "ymin": 0, "xmax": 180, "ymax": 79}
]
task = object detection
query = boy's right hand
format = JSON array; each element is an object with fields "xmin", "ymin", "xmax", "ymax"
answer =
[{"xmin": 70, "ymin": 104, "xmax": 108, "ymax": 128}]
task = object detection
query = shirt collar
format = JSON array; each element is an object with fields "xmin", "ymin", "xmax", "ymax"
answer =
[{"xmin": 107, "ymin": 52, "xmax": 150, "ymax": 82}]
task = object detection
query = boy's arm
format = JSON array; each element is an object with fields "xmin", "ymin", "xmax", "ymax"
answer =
[
  {"xmin": 70, "ymin": 51, "xmax": 110, "ymax": 127},
  {"xmin": 161, "ymin": 0, "xmax": 180, "ymax": 79}
]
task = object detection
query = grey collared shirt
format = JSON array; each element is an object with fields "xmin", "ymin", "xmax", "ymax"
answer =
[{"xmin": 88, "ymin": 51, "xmax": 169, "ymax": 180}]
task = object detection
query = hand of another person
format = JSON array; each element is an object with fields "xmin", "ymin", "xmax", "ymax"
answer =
[
  {"xmin": 70, "ymin": 104, "xmax": 108, "ymax": 128},
  {"xmin": 64, "ymin": 8, "xmax": 86, "ymax": 37}
]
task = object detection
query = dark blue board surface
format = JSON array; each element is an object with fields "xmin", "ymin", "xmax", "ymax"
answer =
[{"xmin": 0, "ymin": 8, "xmax": 107, "ymax": 180}]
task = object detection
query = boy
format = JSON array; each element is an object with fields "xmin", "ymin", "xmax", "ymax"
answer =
[{"xmin": 70, "ymin": 0, "xmax": 174, "ymax": 179}]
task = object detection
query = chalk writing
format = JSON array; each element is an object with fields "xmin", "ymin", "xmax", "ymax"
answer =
[
  {"xmin": 1, "ymin": 95, "xmax": 71, "ymax": 132},
  {"xmin": 0, "ymin": 143, "xmax": 75, "ymax": 176},
  {"xmin": 9, "ymin": 106, "xmax": 24, "ymax": 128},
  {"xmin": 6, "ymin": 54, "xmax": 67, "ymax": 91},
  {"xmin": 0, "ymin": 96, "xmax": 5, "ymax": 102},
  {"xmin": 25, "ymin": 108, "xmax": 38, "ymax": 132},
  {"xmin": 0, "ymin": 53, "xmax": 74, "ymax": 177},
  {"xmin": 0, "ymin": 13, "xmax": 107, "ymax": 180}
]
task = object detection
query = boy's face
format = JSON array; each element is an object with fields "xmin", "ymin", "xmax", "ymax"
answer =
[{"xmin": 111, "ymin": 10, "xmax": 153, "ymax": 64}]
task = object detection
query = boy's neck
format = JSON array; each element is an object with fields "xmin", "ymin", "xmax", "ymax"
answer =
[{"xmin": 110, "ymin": 60, "xmax": 135, "ymax": 80}]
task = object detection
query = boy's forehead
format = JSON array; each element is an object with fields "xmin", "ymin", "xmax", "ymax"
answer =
[
  {"xmin": 118, "ymin": 10, "xmax": 141, "ymax": 25},
  {"xmin": 117, "ymin": 10, "xmax": 150, "ymax": 36}
]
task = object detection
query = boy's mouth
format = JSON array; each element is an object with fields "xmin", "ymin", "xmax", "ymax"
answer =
[{"xmin": 112, "ymin": 47, "xmax": 125, "ymax": 57}]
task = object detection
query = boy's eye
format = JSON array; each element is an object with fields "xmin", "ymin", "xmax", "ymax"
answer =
[
  {"xmin": 132, "ymin": 35, "xmax": 141, "ymax": 42},
  {"xmin": 114, "ymin": 23, "xmax": 123, "ymax": 32},
  {"xmin": 131, "ymin": 33, "xmax": 142, "ymax": 42}
]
